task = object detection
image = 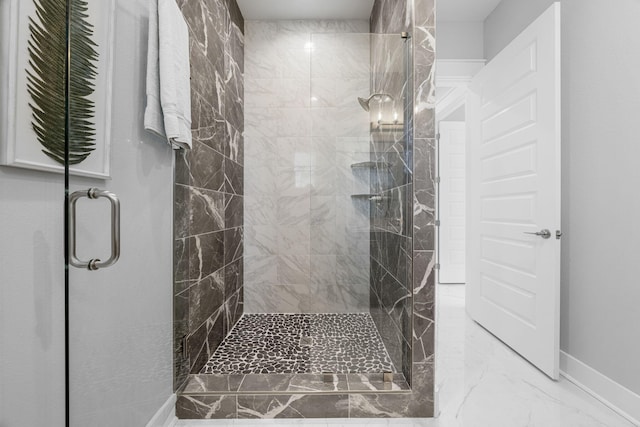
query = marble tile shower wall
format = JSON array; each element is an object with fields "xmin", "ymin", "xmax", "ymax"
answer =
[
  {"xmin": 173, "ymin": 0, "xmax": 245, "ymax": 390},
  {"xmin": 368, "ymin": 32, "xmax": 413, "ymax": 381},
  {"xmin": 243, "ymin": 20, "xmax": 373, "ymax": 313},
  {"xmin": 368, "ymin": 0, "xmax": 436, "ymax": 417}
]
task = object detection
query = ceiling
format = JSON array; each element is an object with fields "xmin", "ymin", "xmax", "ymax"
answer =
[
  {"xmin": 237, "ymin": 0, "xmax": 502, "ymax": 23},
  {"xmin": 437, "ymin": 0, "xmax": 503, "ymax": 22},
  {"xmin": 236, "ymin": 0, "xmax": 375, "ymax": 20}
]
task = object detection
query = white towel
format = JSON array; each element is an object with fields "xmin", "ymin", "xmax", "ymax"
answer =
[{"xmin": 144, "ymin": 0, "xmax": 192, "ymax": 150}]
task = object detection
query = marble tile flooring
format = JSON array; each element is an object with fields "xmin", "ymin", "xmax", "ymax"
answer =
[
  {"xmin": 178, "ymin": 286, "xmax": 636, "ymax": 426},
  {"xmin": 201, "ymin": 314, "xmax": 395, "ymax": 375}
]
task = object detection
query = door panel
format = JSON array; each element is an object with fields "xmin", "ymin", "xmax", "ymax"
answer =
[
  {"xmin": 438, "ymin": 121, "xmax": 466, "ymax": 284},
  {"xmin": 466, "ymin": 3, "xmax": 561, "ymax": 379},
  {"xmin": 66, "ymin": 1, "xmax": 175, "ymax": 425}
]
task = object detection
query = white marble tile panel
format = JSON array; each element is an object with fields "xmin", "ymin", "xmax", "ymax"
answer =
[
  {"xmin": 311, "ymin": 49, "xmax": 340, "ymax": 79},
  {"xmin": 278, "ymin": 79, "xmax": 312, "ymax": 108},
  {"xmin": 310, "ymin": 168, "xmax": 337, "ymax": 197},
  {"xmin": 244, "ymin": 45, "xmax": 282, "ymax": 78},
  {"xmin": 277, "ymin": 224, "xmax": 310, "ymax": 255},
  {"xmin": 243, "ymin": 168, "xmax": 276, "ymax": 198},
  {"xmin": 244, "ymin": 225, "xmax": 277, "ymax": 257},
  {"xmin": 276, "ymin": 137, "xmax": 312, "ymax": 169},
  {"xmin": 336, "ymin": 253, "xmax": 369, "ymax": 285},
  {"xmin": 276, "ymin": 195, "xmax": 310, "ymax": 226},
  {"xmin": 310, "ymin": 255, "xmax": 337, "ymax": 286},
  {"xmin": 244, "ymin": 195, "xmax": 277, "ymax": 226},
  {"xmin": 276, "ymin": 168, "xmax": 311, "ymax": 197},
  {"xmin": 244, "ymin": 254, "xmax": 278, "ymax": 286},
  {"xmin": 244, "ymin": 78, "xmax": 280, "ymax": 108},
  {"xmin": 310, "ymin": 196, "xmax": 336, "ymax": 225},
  {"xmin": 310, "ymin": 137, "xmax": 338, "ymax": 169},
  {"xmin": 277, "ymin": 108, "xmax": 312, "ymax": 137},
  {"xmin": 244, "ymin": 283, "xmax": 311, "ymax": 313},
  {"xmin": 310, "ymin": 222, "xmax": 337, "ymax": 255},
  {"xmin": 310, "ymin": 78, "xmax": 337, "ymax": 107},
  {"xmin": 244, "ymin": 107, "xmax": 278, "ymax": 138},
  {"xmin": 278, "ymin": 254, "xmax": 311, "ymax": 284},
  {"xmin": 336, "ymin": 78, "xmax": 370, "ymax": 108},
  {"xmin": 311, "ymin": 108, "xmax": 337, "ymax": 137},
  {"xmin": 281, "ymin": 49, "xmax": 311, "ymax": 79},
  {"xmin": 335, "ymin": 107, "xmax": 370, "ymax": 137}
]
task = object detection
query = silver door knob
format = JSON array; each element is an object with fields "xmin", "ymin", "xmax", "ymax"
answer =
[{"xmin": 523, "ymin": 229, "xmax": 551, "ymax": 239}]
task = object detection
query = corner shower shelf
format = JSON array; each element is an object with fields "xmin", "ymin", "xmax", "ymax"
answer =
[{"xmin": 350, "ymin": 161, "xmax": 391, "ymax": 170}]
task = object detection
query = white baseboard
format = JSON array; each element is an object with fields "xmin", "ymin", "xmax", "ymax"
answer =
[
  {"xmin": 560, "ymin": 351, "xmax": 640, "ymax": 426},
  {"xmin": 146, "ymin": 394, "xmax": 177, "ymax": 427}
]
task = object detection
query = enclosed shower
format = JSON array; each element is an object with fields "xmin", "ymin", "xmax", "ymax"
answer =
[{"xmin": 175, "ymin": 20, "xmax": 416, "ymax": 413}]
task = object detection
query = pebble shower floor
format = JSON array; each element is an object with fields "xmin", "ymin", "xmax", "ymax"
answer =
[{"xmin": 201, "ymin": 313, "xmax": 396, "ymax": 375}]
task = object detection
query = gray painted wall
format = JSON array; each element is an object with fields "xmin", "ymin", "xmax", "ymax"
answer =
[
  {"xmin": 484, "ymin": 0, "xmax": 640, "ymax": 394},
  {"xmin": 0, "ymin": 0, "xmax": 175, "ymax": 425},
  {"xmin": 437, "ymin": 21, "xmax": 484, "ymax": 59}
]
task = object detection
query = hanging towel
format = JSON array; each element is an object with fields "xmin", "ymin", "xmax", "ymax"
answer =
[{"xmin": 144, "ymin": 0, "xmax": 192, "ymax": 149}]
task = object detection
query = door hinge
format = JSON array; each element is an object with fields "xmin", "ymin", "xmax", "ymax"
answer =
[
  {"xmin": 556, "ymin": 230, "xmax": 562, "ymax": 240},
  {"xmin": 436, "ymin": 132, "xmax": 441, "ymax": 141},
  {"xmin": 435, "ymin": 220, "xmax": 441, "ymax": 226},
  {"xmin": 435, "ymin": 177, "xmax": 441, "ymax": 184},
  {"xmin": 435, "ymin": 263, "xmax": 441, "ymax": 270}
]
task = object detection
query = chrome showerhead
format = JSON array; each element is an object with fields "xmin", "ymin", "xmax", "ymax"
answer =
[{"xmin": 357, "ymin": 93, "xmax": 394, "ymax": 112}]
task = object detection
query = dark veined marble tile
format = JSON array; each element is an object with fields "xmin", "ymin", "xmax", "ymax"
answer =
[
  {"xmin": 224, "ymin": 257, "xmax": 242, "ymax": 297},
  {"xmin": 415, "ymin": 0, "xmax": 436, "ymax": 28},
  {"xmin": 176, "ymin": 394, "xmax": 236, "ymax": 419},
  {"xmin": 370, "ymin": 0, "xmax": 408, "ymax": 34},
  {"xmin": 174, "ymin": 184, "xmax": 191, "ymax": 239},
  {"xmin": 176, "ymin": 141, "xmax": 225, "ymax": 192},
  {"xmin": 174, "ymin": 237, "xmax": 191, "ymax": 293},
  {"xmin": 224, "ymin": 158, "xmax": 243, "ymax": 195},
  {"xmin": 349, "ymin": 366, "xmax": 433, "ymax": 418},
  {"xmin": 237, "ymin": 394, "xmax": 349, "ymax": 419},
  {"xmin": 224, "ymin": 288, "xmax": 243, "ymax": 334},
  {"xmin": 413, "ymin": 138, "xmax": 435, "ymax": 193},
  {"xmin": 174, "ymin": 288, "xmax": 190, "ymax": 391},
  {"xmin": 225, "ymin": 0, "xmax": 244, "ymax": 33},
  {"xmin": 193, "ymin": 105, "xmax": 227, "ymax": 154},
  {"xmin": 224, "ymin": 227, "xmax": 243, "ymax": 265},
  {"xmin": 187, "ymin": 320, "xmax": 209, "ymax": 373},
  {"xmin": 346, "ymin": 373, "xmax": 410, "ymax": 391},
  {"xmin": 224, "ymin": 193, "xmax": 243, "ymax": 229},
  {"xmin": 412, "ymin": 251, "xmax": 435, "ymax": 364},
  {"xmin": 188, "ymin": 187, "xmax": 225, "ymax": 236},
  {"xmin": 224, "ymin": 76, "xmax": 243, "ymax": 136},
  {"xmin": 188, "ymin": 269, "xmax": 225, "ymax": 332},
  {"xmin": 189, "ymin": 35, "xmax": 225, "ymax": 115},
  {"xmin": 191, "ymin": 310, "xmax": 226, "ymax": 374},
  {"xmin": 225, "ymin": 122, "xmax": 244, "ymax": 164},
  {"xmin": 182, "ymin": 373, "xmax": 244, "ymax": 393},
  {"xmin": 380, "ymin": 270, "xmax": 411, "ymax": 331},
  {"xmin": 187, "ymin": 230, "xmax": 225, "ymax": 281}
]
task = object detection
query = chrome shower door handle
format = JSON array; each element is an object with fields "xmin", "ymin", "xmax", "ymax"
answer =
[
  {"xmin": 69, "ymin": 188, "xmax": 121, "ymax": 271},
  {"xmin": 523, "ymin": 229, "xmax": 551, "ymax": 239}
]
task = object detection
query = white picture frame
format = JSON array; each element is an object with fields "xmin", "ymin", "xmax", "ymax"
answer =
[{"xmin": 0, "ymin": 0, "xmax": 115, "ymax": 179}]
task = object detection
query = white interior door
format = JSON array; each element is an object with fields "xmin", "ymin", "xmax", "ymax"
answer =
[
  {"xmin": 438, "ymin": 121, "xmax": 466, "ymax": 284},
  {"xmin": 466, "ymin": 3, "xmax": 561, "ymax": 379}
]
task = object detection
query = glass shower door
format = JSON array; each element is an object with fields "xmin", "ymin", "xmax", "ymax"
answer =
[{"xmin": 65, "ymin": 1, "xmax": 174, "ymax": 426}]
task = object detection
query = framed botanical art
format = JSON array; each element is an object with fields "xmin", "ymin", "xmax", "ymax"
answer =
[{"xmin": 0, "ymin": 0, "xmax": 115, "ymax": 178}]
